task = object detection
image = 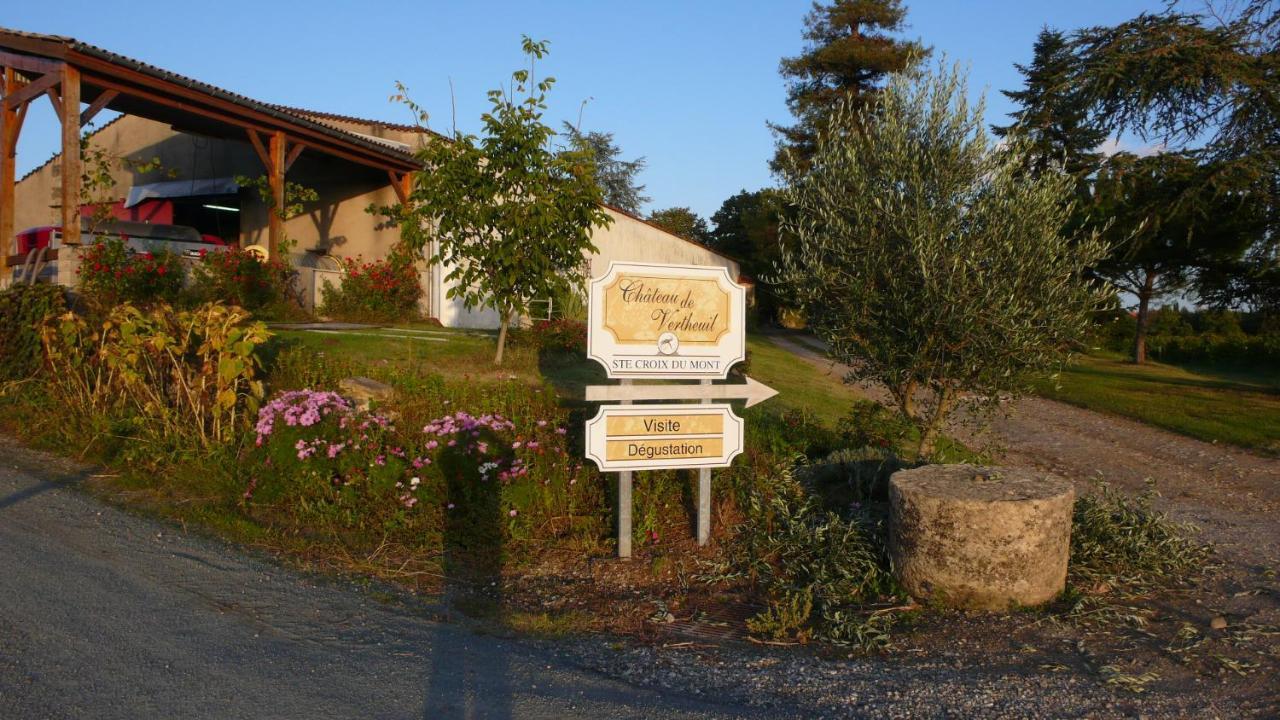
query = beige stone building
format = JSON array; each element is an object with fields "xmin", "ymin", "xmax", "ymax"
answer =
[{"xmin": 2, "ymin": 27, "xmax": 742, "ymax": 329}]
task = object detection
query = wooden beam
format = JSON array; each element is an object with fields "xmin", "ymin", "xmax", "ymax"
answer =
[
  {"xmin": 246, "ymin": 129, "xmax": 270, "ymax": 168},
  {"xmin": 69, "ymin": 52, "xmax": 420, "ymax": 173},
  {"xmin": 0, "ymin": 50, "xmax": 64, "ymax": 76},
  {"xmin": 386, "ymin": 170, "xmax": 412, "ymax": 207},
  {"xmin": 79, "ymin": 89, "xmax": 118, "ymax": 126},
  {"xmin": 268, "ymin": 130, "xmax": 285, "ymax": 258},
  {"xmin": 45, "ymin": 86, "xmax": 63, "ymax": 122},
  {"xmin": 1, "ymin": 69, "xmax": 17, "ymax": 280},
  {"xmin": 59, "ymin": 64, "xmax": 81, "ymax": 247},
  {"xmin": 284, "ymin": 142, "xmax": 304, "ymax": 173},
  {"xmin": 1, "ymin": 71, "xmax": 59, "ymax": 111}
]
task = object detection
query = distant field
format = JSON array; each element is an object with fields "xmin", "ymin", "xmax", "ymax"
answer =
[{"xmin": 1035, "ymin": 351, "xmax": 1280, "ymax": 454}]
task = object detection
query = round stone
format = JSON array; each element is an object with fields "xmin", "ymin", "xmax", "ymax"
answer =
[{"xmin": 888, "ymin": 464, "xmax": 1075, "ymax": 611}]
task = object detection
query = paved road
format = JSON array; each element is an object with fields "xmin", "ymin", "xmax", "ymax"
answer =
[{"xmin": 0, "ymin": 439, "xmax": 763, "ymax": 720}]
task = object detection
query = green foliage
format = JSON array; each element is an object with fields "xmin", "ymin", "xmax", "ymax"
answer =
[
  {"xmin": 319, "ymin": 256, "xmax": 422, "ymax": 322},
  {"xmin": 1071, "ymin": 2, "xmax": 1280, "ymax": 310},
  {"xmin": 646, "ymin": 207, "xmax": 712, "ymax": 245},
  {"xmin": 993, "ymin": 27, "xmax": 1107, "ymax": 185},
  {"xmin": 0, "ymin": 284, "xmax": 65, "ymax": 382},
  {"xmin": 78, "ymin": 236, "xmax": 186, "ymax": 306},
  {"xmin": 516, "ymin": 318, "xmax": 587, "ymax": 355},
  {"xmin": 1070, "ymin": 481, "xmax": 1210, "ymax": 587},
  {"xmin": 561, "ymin": 123, "xmax": 649, "ymax": 213},
  {"xmin": 1086, "ymin": 152, "xmax": 1267, "ymax": 363},
  {"xmin": 40, "ymin": 302, "xmax": 269, "ymax": 451},
  {"xmin": 385, "ymin": 37, "xmax": 612, "ymax": 364},
  {"xmin": 708, "ymin": 188, "xmax": 787, "ymax": 319},
  {"xmin": 717, "ymin": 455, "xmax": 901, "ymax": 649},
  {"xmin": 770, "ymin": 0, "xmax": 928, "ymax": 177},
  {"xmin": 189, "ymin": 247, "xmax": 298, "ymax": 313},
  {"xmin": 778, "ymin": 61, "xmax": 1110, "ymax": 456}
]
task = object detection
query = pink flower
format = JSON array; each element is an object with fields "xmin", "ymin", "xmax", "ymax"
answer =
[{"xmin": 508, "ymin": 509, "xmax": 518, "ymax": 517}]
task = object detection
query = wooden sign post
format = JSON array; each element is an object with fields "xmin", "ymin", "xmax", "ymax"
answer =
[{"xmin": 583, "ymin": 261, "xmax": 776, "ymax": 558}]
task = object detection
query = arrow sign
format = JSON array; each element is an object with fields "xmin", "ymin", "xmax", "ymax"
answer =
[{"xmin": 585, "ymin": 375, "xmax": 779, "ymax": 408}]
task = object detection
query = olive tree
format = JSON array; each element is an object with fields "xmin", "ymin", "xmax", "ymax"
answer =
[
  {"xmin": 777, "ymin": 61, "xmax": 1110, "ymax": 457},
  {"xmin": 389, "ymin": 37, "xmax": 611, "ymax": 364}
]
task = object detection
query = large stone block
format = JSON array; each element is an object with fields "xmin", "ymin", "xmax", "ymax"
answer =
[
  {"xmin": 339, "ymin": 376, "xmax": 395, "ymax": 411},
  {"xmin": 889, "ymin": 464, "xmax": 1074, "ymax": 611}
]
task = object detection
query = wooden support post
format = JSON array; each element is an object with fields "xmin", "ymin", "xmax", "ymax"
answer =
[
  {"xmin": 268, "ymin": 131, "xmax": 285, "ymax": 258},
  {"xmin": 0, "ymin": 68, "xmax": 16, "ymax": 286},
  {"xmin": 698, "ymin": 379, "xmax": 712, "ymax": 546},
  {"xmin": 617, "ymin": 379, "xmax": 634, "ymax": 560},
  {"xmin": 59, "ymin": 65, "xmax": 80, "ymax": 247},
  {"xmin": 388, "ymin": 171, "xmax": 413, "ymax": 206}
]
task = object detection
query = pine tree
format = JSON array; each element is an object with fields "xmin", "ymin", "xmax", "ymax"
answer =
[
  {"xmin": 994, "ymin": 28, "xmax": 1107, "ymax": 185},
  {"xmin": 562, "ymin": 123, "xmax": 649, "ymax": 214},
  {"xmin": 770, "ymin": 0, "xmax": 926, "ymax": 178}
]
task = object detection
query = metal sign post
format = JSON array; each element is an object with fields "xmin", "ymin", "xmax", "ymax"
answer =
[{"xmin": 582, "ymin": 262, "xmax": 777, "ymax": 558}]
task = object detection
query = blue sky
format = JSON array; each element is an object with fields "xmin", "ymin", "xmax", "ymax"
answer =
[{"xmin": 7, "ymin": 0, "xmax": 1166, "ymax": 219}]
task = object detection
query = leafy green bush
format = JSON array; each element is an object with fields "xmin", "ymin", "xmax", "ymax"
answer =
[
  {"xmin": 714, "ymin": 455, "xmax": 901, "ymax": 648},
  {"xmin": 78, "ymin": 236, "xmax": 185, "ymax": 305},
  {"xmin": 520, "ymin": 318, "xmax": 587, "ymax": 354},
  {"xmin": 189, "ymin": 247, "xmax": 297, "ymax": 313},
  {"xmin": 1147, "ymin": 333, "xmax": 1280, "ymax": 370},
  {"xmin": 1070, "ymin": 481, "xmax": 1209, "ymax": 586},
  {"xmin": 0, "ymin": 283, "xmax": 65, "ymax": 382},
  {"xmin": 319, "ymin": 256, "xmax": 422, "ymax": 322},
  {"xmin": 248, "ymin": 376, "xmax": 603, "ymax": 558},
  {"xmin": 837, "ymin": 401, "xmax": 912, "ymax": 450},
  {"xmin": 40, "ymin": 302, "xmax": 269, "ymax": 451}
]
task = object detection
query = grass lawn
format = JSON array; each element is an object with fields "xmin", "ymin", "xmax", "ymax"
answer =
[
  {"xmin": 1035, "ymin": 351, "xmax": 1280, "ymax": 454},
  {"xmin": 269, "ymin": 326, "xmax": 869, "ymax": 425}
]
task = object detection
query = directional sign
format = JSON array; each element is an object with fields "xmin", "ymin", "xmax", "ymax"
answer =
[
  {"xmin": 584, "ymin": 375, "xmax": 778, "ymax": 408},
  {"xmin": 588, "ymin": 262, "xmax": 746, "ymax": 380},
  {"xmin": 585, "ymin": 403, "xmax": 744, "ymax": 472}
]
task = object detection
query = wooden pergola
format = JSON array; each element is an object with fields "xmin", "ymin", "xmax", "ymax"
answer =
[{"xmin": 0, "ymin": 27, "xmax": 418, "ymax": 280}]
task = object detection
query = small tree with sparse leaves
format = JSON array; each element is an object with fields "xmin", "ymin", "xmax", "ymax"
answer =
[
  {"xmin": 385, "ymin": 37, "xmax": 611, "ymax": 365},
  {"xmin": 777, "ymin": 61, "xmax": 1110, "ymax": 457}
]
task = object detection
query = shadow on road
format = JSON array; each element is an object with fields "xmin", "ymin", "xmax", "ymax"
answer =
[{"xmin": 423, "ymin": 442, "xmax": 512, "ymax": 719}]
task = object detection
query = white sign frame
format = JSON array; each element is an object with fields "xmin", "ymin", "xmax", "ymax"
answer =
[
  {"xmin": 587, "ymin": 261, "xmax": 746, "ymax": 380},
  {"xmin": 584, "ymin": 403, "xmax": 745, "ymax": 472}
]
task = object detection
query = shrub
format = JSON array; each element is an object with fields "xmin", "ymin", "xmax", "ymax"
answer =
[
  {"xmin": 248, "ymin": 382, "xmax": 600, "ymax": 557},
  {"xmin": 523, "ymin": 318, "xmax": 587, "ymax": 354},
  {"xmin": 246, "ymin": 389, "xmax": 430, "ymax": 531},
  {"xmin": 190, "ymin": 247, "xmax": 296, "ymax": 312},
  {"xmin": 1070, "ymin": 481, "xmax": 1209, "ymax": 587},
  {"xmin": 837, "ymin": 401, "xmax": 912, "ymax": 450},
  {"xmin": 40, "ymin": 302, "xmax": 269, "ymax": 449},
  {"xmin": 78, "ymin": 236, "xmax": 185, "ymax": 305},
  {"xmin": 1147, "ymin": 333, "xmax": 1280, "ymax": 370},
  {"xmin": 0, "ymin": 283, "xmax": 66, "ymax": 382},
  {"xmin": 319, "ymin": 256, "xmax": 422, "ymax": 322},
  {"xmin": 714, "ymin": 455, "xmax": 901, "ymax": 648}
]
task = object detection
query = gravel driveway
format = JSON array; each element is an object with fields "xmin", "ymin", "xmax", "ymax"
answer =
[{"xmin": 764, "ymin": 333, "xmax": 1280, "ymax": 569}]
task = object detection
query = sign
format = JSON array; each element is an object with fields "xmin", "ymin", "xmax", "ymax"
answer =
[
  {"xmin": 588, "ymin": 261, "xmax": 746, "ymax": 380},
  {"xmin": 585, "ymin": 403, "xmax": 744, "ymax": 472},
  {"xmin": 584, "ymin": 375, "xmax": 778, "ymax": 408}
]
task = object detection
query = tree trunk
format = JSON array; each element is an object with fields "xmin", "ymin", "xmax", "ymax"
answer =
[
  {"xmin": 1132, "ymin": 271, "xmax": 1156, "ymax": 365},
  {"xmin": 916, "ymin": 386, "xmax": 955, "ymax": 460},
  {"xmin": 494, "ymin": 310, "xmax": 510, "ymax": 366}
]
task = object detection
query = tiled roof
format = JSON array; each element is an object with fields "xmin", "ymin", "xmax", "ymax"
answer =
[{"xmin": 0, "ymin": 26, "xmax": 419, "ymax": 168}]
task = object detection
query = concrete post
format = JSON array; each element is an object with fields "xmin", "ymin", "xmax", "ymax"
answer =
[
  {"xmin": 697, "ymin": 379, "xmax": 712, "ymax": 546},
  {"xmin": 617, "ymin": 379, "xmax": 633, "ymax": 560}
]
